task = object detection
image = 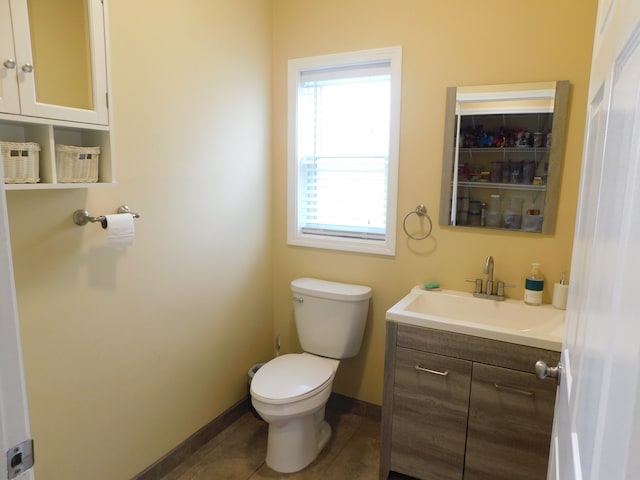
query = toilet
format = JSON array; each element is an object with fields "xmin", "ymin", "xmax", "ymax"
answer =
[{"xmin": 250, "ymin": 277, "xmax": 372, "ymax": 473}]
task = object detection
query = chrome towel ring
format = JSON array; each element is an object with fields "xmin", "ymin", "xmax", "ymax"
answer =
[{"xmin": 402, "ymin": 204, "xmax": 433, "ymax": 240}]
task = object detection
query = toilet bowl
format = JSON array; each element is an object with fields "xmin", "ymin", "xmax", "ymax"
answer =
[
  {"xmin": 250, "ymin": 353, "xmax": 339, "ymax": 473},
  {"xmin": 249, "ymin": 277, "xmax": 371, "ymax": 473}
]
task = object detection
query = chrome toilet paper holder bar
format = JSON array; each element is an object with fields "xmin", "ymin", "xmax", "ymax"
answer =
[{"xmin": 73, "ymin": 205, "xmax": 141, "ymax": 228}]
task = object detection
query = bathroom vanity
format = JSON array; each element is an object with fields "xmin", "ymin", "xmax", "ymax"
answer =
[{"xmin": 380, "ymin": 288, "xmax": 563, "ymax": 480}]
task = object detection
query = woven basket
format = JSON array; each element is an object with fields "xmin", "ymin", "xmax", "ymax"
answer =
[
  {"xmin": 56, "ymin": 145, "xmax": 100, "ymax": 183},
  {"xmin": 1, "ymin": 141, "xmax": 40, "ymax": 184}
]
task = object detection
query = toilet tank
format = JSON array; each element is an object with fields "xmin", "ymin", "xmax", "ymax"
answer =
[{"xmin": 291, "ymin": 278, "xmax": 372, "ymax": 359}]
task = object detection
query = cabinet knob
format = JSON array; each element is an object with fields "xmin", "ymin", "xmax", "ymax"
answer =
[
  {"xmin": 535, "ymin": 360, "xmax": 561, "ymax": 380},
  {"xmin": 3, "ymin": 59, "xmax": 16, "ymax": 69},
  {"xmin": 21, "ymin": 63, "xmax": 34, "ymax": 73}
]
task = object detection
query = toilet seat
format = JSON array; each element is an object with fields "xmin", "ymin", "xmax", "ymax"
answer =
[{"xmin": 251, "ymin": 353, "xmax": 337, "ymax": 405}]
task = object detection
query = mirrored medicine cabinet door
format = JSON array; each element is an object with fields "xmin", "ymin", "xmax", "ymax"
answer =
[
  {"xmin": 438, "ymin": 81, "xmax": 569, "ymax": 234},
  {"xmin": 2, "ymin": 0, "xmax": 108, "ymax": 124}
]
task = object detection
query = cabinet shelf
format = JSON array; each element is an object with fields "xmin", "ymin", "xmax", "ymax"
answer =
[
  {"xmin": 457, "ymin": 181, "xmax": 546, "ymax": 192},
  {"xmin": 1, "ymin": 119, "xmax": 114, "ymax": 188},
  {"xmin": 5, "ymin": 182, "xmax": 114, "ymax": 191},
  {"xmin": 459, "ymin": 147, "xmax": 550, "ymax": 154}
]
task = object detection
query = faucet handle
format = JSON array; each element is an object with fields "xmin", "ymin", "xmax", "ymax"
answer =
[
  {"xmin": 496, "ymin": 281, "xmax": 515, "ymax": 297},
  {"xmin": 466, "ymin": 278, "xmax": 483, "ymax": 294}
]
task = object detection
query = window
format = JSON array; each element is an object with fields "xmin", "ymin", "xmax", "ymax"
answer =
[{"xmin": 287, "ymin": 47, "xmax": 402, "ymax": 256}]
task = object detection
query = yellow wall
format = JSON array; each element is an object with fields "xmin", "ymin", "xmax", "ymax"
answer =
[
  {"xmin": 7, "ymin": 1, "xmax": 272, "ymax": 478},
  {"xmin": 4, "ymin": 1, "xmax": 599, "ymax": 478},
  {"xmin": 271, "ymin": 0, "xmax": 598, "ymax": 405}
]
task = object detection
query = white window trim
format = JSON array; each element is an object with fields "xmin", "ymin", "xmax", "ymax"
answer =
[{"xmin": 287, "ymin": 46, "xmax": 402, "ymax": 256}]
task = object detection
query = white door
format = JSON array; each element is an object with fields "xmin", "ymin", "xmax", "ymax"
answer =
[
  {"xmin": 548, "ymin": 0, "xmax": 640, "ymax": 478},
  {"xmin": 0, "ymin": 180, "xmax": 34, "ymax": 476}
]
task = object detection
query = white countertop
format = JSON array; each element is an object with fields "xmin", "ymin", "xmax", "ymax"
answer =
[{"xmin": 386, "ymin": 287, "xmax": 565, "ymax": 351}]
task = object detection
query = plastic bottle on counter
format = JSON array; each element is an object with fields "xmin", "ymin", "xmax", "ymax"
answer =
[
  {"xmin": 524, "ymin": 263, "xmax": 545, "ymax": 306},
  {"xmin": 552, "ymin": 272, "xmax": 569, "ymax": 310}
]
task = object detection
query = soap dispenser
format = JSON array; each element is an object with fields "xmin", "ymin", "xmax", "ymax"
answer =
[
  {"xmin": 552, "ymin": 272, "xmax": 569, "ymax": 310},
  {"xmin": 524, "ymin": 263, "xmax": 544, "ymax": 306}
]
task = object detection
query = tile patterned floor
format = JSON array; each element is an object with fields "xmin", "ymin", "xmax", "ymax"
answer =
[{"xmin": 159, "ymin": 408, "xmax": 383, "ymax": 480}]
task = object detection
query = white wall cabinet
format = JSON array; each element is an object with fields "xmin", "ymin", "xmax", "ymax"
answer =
[{"xmin": 0, "ymin": 0, "xmax": 114, "ymax": 189}]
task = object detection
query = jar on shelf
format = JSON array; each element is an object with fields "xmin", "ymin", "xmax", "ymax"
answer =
[
  {"xmin": 490, "ymin": 161, "xmax": 503, "ymax": 183},
  {"xmin": 468, "ymin": 199, "xmax": 482, "ymax": 226},
  {"xmin": 502, "ymin": 160, "xmax": 511, "ymax": 183},
  {"xmin": 533, "ymin": 132, "xmax": 544, "ymax": 147},
  {"xmin": 510, "ymin": 160, "xmax": 523, "ymax": 184},
  {"xmin": 503, "ymin": 197, "xmax": 524, "ymax": 229},
  {"xmin": 522, "ymin": 160, "xmax": 536, "ymax": 184},
  {"xmin": 488, "ymin": 194, "xmax": 501, "ymax": 213},
  {"xmin": 457, "ymin": 162, "xmax": 470, "ymax": 181}
]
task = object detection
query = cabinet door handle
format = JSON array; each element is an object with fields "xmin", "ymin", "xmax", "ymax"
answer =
[
  {"xmin": 415, "ymin": 364, "xmax": 449, "ymax": 376},
  {"xmin": 21, "ymin": 63, "xmax": 34, "ymax": 73},
  {"xmin": 493, "ymin": 383, "xmax": 534, "ymax": 396},
  {"xmin": 3, "ymin": 59, "xmax": 16, "ymax": 69}
]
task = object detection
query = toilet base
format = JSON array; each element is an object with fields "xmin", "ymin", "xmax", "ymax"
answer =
[{"xmin": 265, "ymin": 407, "xmax": 332, "ymax": 473}]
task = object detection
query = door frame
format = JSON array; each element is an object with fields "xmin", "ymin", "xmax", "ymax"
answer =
[{"xmin": 0, "ymin": 179, "xmax": 34, "ymax": 478}]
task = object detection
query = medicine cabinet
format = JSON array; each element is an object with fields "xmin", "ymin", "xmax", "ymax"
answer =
[
  {"xmin": 438, "ymin": 81, "xmax": 569, "ymax": 234},
  {"xmin": 0, "ymin": 0, "xmax": 114, "ymax": 189}
]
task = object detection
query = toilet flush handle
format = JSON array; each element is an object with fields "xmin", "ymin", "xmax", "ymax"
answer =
[{"xmin": 292, "ymin": 296, "xmax": 304, "ymax": 304}]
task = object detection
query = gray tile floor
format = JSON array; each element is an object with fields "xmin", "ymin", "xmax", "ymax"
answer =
[{"xmin": 159, "ymin": 408, "xmax": 384, "ymax": 480}]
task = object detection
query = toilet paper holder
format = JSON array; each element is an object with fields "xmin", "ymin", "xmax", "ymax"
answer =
[{"xmin": 73, "ymin": 205, "xmax": 140, "ymax": 228}]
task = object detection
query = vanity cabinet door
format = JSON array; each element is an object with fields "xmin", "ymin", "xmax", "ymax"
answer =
[
  {"xmin": 464, "ymin": 363, "xmax": 556, "ymax": 480},
  {"xmin": 391, "ymin": 346, "xmax": 472, "ymax": 480}
]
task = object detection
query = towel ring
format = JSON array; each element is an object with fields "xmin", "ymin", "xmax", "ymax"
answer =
[{"xmin": 402, "ymin": 204, "xmax": 433, "ymax": 240}]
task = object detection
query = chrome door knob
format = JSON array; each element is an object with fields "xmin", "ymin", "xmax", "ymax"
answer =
[
  {"xmin": 3, "ymin": 59, "xmax": 16, "ymax": 69},
  {"xmin": 21, "ymin": 63, "xmax": 34, "ymax": 73},
  {"xmin": 535, "ymin": 360, "xmax": 561, "ymax": 380}
]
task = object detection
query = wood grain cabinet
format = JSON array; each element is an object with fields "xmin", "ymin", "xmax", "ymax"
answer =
[{"xmin": 380, "ymin": 322, "xmax": 560, "ymax": 480}]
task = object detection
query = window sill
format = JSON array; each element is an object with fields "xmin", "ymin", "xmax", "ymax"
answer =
[{"xmin": 287, "ymin": 232, "xmax": 396, "ymax": 256}]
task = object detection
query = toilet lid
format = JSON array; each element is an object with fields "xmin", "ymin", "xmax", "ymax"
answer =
[{"xmin": 250, "ymin": 353, "xmax": 336, "ymax": 404}]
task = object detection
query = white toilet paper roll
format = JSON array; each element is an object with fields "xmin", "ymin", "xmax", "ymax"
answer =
[{"xmin": 103, "ymin": 213, "xmax": 135, "ymax": 247}]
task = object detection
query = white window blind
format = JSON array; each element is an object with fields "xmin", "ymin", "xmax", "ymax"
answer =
[
  {"xmin": 287, "ymin": 47, "xmax": 402, "ymax": 256},
  {"xmin": 297, "ymin": 62, "xmax": 391, "ymax": 240}
]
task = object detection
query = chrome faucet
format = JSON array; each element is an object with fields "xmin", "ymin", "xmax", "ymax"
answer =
[
  {"xmin": 484, "ymin": 255, "xmax": 494, "ymax": 295},
  {"xmin": 466, "ymin": 255, "xmax": 514, "ymax": 301}
]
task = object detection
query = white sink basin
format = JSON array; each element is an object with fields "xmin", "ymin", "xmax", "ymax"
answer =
[{"xmin": 386, "ymin": 287, "xmax": 565, "ymax": 351}]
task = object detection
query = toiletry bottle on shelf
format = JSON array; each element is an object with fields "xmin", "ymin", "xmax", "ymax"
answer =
[
  {"xmin": 552, "ymin": 272, "xmax": 569, "ymax": 310},
  {"xmin": 524, "ymin": 263, "xmax": 545, "ymax": 306}
]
